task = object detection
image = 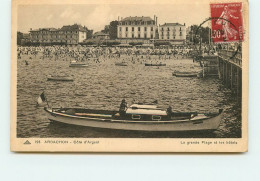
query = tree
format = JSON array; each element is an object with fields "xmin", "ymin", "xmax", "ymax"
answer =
[
  {"xmin": 101, "ymin": 20, "xmax": 119, "ymax": 40},
  {"xmin": 83, "ymin": 26, "xmax": 93, "ymax": 39},
  {"xmin": 101, "ymin": 25, "xmax": 110, "ymax": 34},
  {"xmin": 188, "ymin": 25, "xmax": 211, "ymax": 44},
  {"xmin": 109, "ymin": 21, "xmax": 118, "ymax": 40},
  {"xmin": 17, "ymin": 32, "xmax": 23, "ymax": 45}
]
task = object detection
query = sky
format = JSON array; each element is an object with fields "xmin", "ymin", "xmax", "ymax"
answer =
[{"xmin": 18, "ymin": 4, "xmax": 210, "ymax": 33}]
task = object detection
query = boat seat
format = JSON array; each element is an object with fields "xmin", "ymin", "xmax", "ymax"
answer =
[
  {"xmin": 74, "ymin": 113, "xmax": 112, "ymax": 118},
  {"xmin": 114, "ymin": 113, "xmax": 120, "ymax": 117}
]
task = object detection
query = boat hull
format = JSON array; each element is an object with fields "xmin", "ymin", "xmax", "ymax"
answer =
[
  {"xmin": 172, "ymin": 72, "xmax": 199, "ymax": 77},
  {"xmin": 69, "ymin": 64, "xmax": 88, "ymax": 67},
  {"xmin": 115, "ymin": 63, "xmax": 128, "ymax": 66},
  {"xmin": 145, "ymin": 63, "xmax": 166, "ymax": 66},
  {"xmin": 44, "ymin": 108, "xmax": 223, "ymax": 132},
  {"xmin": 47, "ymin": 77, "xmax": 73, "ymax": 81}
]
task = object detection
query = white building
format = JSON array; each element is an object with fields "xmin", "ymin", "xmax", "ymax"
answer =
[
  {"xmin": 117, "ymin": 16, "xmax": 158, "ymax": 40},
  {"xmin": 159, "ymin": 23, "xmax": 186, "ymax": 44},
  {"xmin": 29, "ymin": 24, "xmax": 87, "ymax": 45}
]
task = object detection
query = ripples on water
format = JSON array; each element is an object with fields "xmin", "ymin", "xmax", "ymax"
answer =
[{"xmin": 17, "ymin": 54, "xmax": 241, "ymax": 138}]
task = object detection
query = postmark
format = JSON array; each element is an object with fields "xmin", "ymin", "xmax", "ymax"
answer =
[
  {"xmin": 194, "ymin": 17, "xmax": 242, "ymax": 59},
  {"xmin": 210, "ymin": 2, "xmax": 243, "ymax": 43}
]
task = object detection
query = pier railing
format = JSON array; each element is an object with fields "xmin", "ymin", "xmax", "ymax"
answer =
[{"xmin": 218, "ymin": 49, "xmax": 242, "ymax": 68}]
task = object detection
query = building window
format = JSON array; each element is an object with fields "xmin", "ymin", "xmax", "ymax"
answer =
[
  {"xmin": 161, "ymin": 28, "xmax": 164, "ymax": 31},
  {"xmin": 167, "ymin": 27, "xmax": 170, "ymax": 31},
  {"xmin": 126, "ymin": 27, "xmax": 128, "ymax": 31},
  {"xmin": 138, "ymin": 34, "xmax": 140, "ymax": 38},
  {"xmin": 180, "ymin": 27, "xmax": 182, "ymax": 31},
  {"xmin": 162, "ymin": 36, "xmax": 164, "ymax": 39},
  {"xmin": 151, "ymin": 34, "xmax": 153, "ymax": 39},
  {"xmin": 173, "ymin": 36, "xmax": 176, "ymax": 39},
  {"xmin": 144, "ymin": 27, "xmax": 147, "ymax": 31},
  {"xmin": 144, "ymin": 34, "xmax": 147, "ymax": 38},
  {"xmin": 132, "ymin": 115, "xmax": 141, "ymax": 120},
  {"xmin": 167, "ymin": 36, "xmax": 169, "ymax": 39},
  {"xmin": 152, "ymin": 115, "xmax": 161, "ymax": 121},
  {"xmin": 132, "ymin": 27, "xmax": 134, "ymax": 31},
  {"xmin": 119, "ymin": 27, "xmax": 122, "ymax": 31},
  {"xmin": 180, "ymin": 32, "xmax": 182, "ymax": 36},
  {"xmin": 151, "ymin": 27, "xmax": 153, "ymax": 31},
  {"xmin": 138, "ymin": 27, "xmax": 140, "ymax": 31},
  {"xmin": 125, "ymin": 33, "xmax": 128, "ymax": 38},
  {"xmin": 132, "ymin": 34, "xmax": 134, "ymax": 38}
]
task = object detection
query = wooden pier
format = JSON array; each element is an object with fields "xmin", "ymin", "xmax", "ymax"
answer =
[
  {"xmin": 218, "ymin": 49, "xmax": 242, "ymax": 97},
  {"xmin": 199, "ymin": 49, "xmax": 242, "ymax": 98}
]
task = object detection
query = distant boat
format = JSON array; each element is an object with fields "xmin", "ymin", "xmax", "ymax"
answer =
[
  {"xmin": 44, "ymin": 103, "xmax": 223, "ymax": 132},
  {"xmin": 145, "ymin": 63, "xmax": 166, "ymax": 66},
  {"xmin": 69, "ymin": 60, "xmax": 88, "ymax": 67},
  {"xmin": 47, "ymin": 75, "xmax": 73, "ymax": 82},
  {"xmin": 115, "ymin": 62, "xmax": 128, "ymax": 66},
  {"xmin": 172, "ymin": 71, "xmax": 201, "ymax": 78}
]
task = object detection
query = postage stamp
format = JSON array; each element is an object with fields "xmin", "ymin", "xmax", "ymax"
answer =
[{"xmin": 210, "ymin": 2, "xmax": 244, "ymax": 43}]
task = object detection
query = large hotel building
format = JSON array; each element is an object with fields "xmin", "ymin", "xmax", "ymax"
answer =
[
  {"xmin": 117, "ymin": 16, "xmax": 158, "ymax": 39},
  {"xmin": 117, "ymin": 16, "xmax": 186, "ymax": 44},
  {"xmin": 158, "ymin": 23, "xmax": 186, "ymax": 44},
  {"xmin": 26, "ymin": 17, "xmax": 186, "ymax": 45},
  {"xmin": 29, "ymin": 24, "xmax": 87, "ymax": 44}
]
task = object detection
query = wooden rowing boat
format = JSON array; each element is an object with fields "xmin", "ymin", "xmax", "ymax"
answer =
[
  {"xmin": 172, "ymin": 71, "xmax": 201, "ymax": 77},
  {"xmin": 44, "ymin": 104, "xmax": 223, "ymax": 132},
  {"xmin": 47, "ymin": 75, "xmax": 73, "ymax": 81},
  {"xmin": 69, "ymin": 60, "xmax": 88, "ymax": 67},
  {"xmin": 115, "ymin": 62, "xmax": 128, "ymax": 66},
  {"xmin": 145, "ymin": 63, "xmax": 166, "ymax": 66}
]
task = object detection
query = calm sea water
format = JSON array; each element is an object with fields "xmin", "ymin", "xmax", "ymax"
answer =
[{"xmin": 17, "ymin": 53, "xmax": 241, "ymax": 138}]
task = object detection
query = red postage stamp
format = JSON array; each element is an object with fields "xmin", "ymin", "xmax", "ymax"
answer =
[{"xmin": 210, "ymin": 2, "xmax": 243, "ymax": 43}]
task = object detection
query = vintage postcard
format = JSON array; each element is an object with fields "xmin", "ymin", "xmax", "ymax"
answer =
[{"xmin": 11, "ymin": 0, "xmax": 249, "ymax": 152}]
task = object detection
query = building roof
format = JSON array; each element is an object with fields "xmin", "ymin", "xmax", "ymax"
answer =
[
  {"xmin": 121, "ymin": 16, "xmax": 154, "ymax": 22},
  {"xmin": 60, "ymin": 24, "xmax": 87, "ymax": 32},
  {"xmin": 23, "ymin": 33, "xmax": 30, "ymax": 38},
  {"xmin": 30, "ymin": 28, "xmax": 59, "ymax": 32},
  {"xmin": 160, "ymin": 23, "xmax": 185, "ymax": 26},
  {"xmin": 93, "ymin": 31, "xmax": 109, "ymax": 36}
]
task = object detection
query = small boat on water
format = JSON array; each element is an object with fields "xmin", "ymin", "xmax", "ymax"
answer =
[
  {"xmin": 115, "ymin": 62, "xmax": 128, "ymax": 66},
  {"xmin": 44, "ymin": 103, "xmax": 223, "ymax": 132},
  {"xmin": 172, "ymin": 71, "xmax": 201, "ymax": 77},
  {"xmin": 47, "ymin": 75, "xmax": 74, "ymax": 82},
  {"xmin": 145, "ymin": 63, "xmax": 166, "ymax": 66},
  {"xmin": 69, "ymin": 60, "xmax": 88, "ymax": 67}
]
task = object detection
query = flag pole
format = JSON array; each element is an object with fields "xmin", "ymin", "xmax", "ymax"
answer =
[
  {"xmin": 45, "ymin": 96, "xmax": 50, "ymax": 108},
  {"xmin": 42, "ymin": 90, "xmax": 50, "ymax": 108},
  {"xmin": 44, "ymin": 91, "xmax": 50, "ymax": 108}
]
